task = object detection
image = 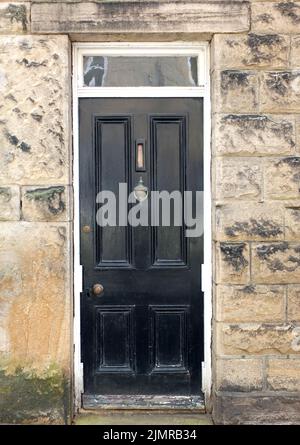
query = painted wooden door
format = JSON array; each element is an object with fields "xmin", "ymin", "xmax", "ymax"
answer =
[{"xmin": 79, "ymin": 98, "xmax": 203, "ymax": 399}]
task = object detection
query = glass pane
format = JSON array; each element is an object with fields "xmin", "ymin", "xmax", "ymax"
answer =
[{"xmin": 83, "ymin": 56, "xmax": 198, "ymax": 87}]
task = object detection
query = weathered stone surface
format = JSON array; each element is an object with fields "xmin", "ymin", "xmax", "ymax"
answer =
[
  {"xmin": 215, "ymin": 202, "xmax": 284, "ymax": 241},
  {"xmin": 0, "ymin": 35, "xmax": 70, "ymax": 185},
  {"xmin": 216, "ymin": 285, "xmax": 285, "ymax": 323},
  {"xmin": 291, "ymin": 36, "xmax": 300, "ymax": 68},
  {"xmin": 252, "ymin": 242, "xmax": 300, "ymax": 284},
  {"xmin": 267, "ymin": 359, "xmax": 300, "ymax": 391},
  {"xmin": 215, "ymin": 158, "xmax": 262, "ymax": 200},
  {"xmin": 213, "ymin": 114, "xmax": 295, "ymax": 156},
  {"xmin": 0, "ymin": 186, "xmax": 20, "ymax": 221},
  {"xmin": 213, "ymin": 70, "xmax": 258, "ymax": 113},
  {"xmin": 216, "ymin": 242, "xmax": 250, "ymax": 284},
  {"xmin": 212, "ymin": 33, "xmax": 289, "ymax": 69},
  {"xmin": 285, "ymin": 207, "xmax": 300, "ymax": 240},
  {"xmin": 31, "ymin": 1, "xmax": 250, "ymax": 34},
  {"xmin": 260, "ymin": 71, "xmax": 300, "ymax": 112},
  {"xmin": 264, "ymin": 158, "xmax": 300, "ymax": 200},
  {"xmin": 0, "ymin": 222, "xmax": 71, "ymax": 369},
  {"xmin": 213, "ymin": 393, "xmax": 300, "ymax": 424},
  {"xmin": 252, "ymin": 1, "xmax": 300, "ymax": 34},
  {"xmin": 216, "ymin": 358, "xmax": 263, "ymax": 392},
  {"xmin": 288, "ymin": 285, "xmax": 300, "ymax": 322},
  {"xmin": 0, "ymin": 363, "xmax": 70, "ymax": 424},
  {"xmin": 217, "ymin": 323, "xmax": 299, "ymax": 355},
  {"xmin": 0, "ymin": 3, "xmax": 29, "ymax": 34},
  {"xmin": 21, "ymin": 186, "xmax": 71, "ymax": 222}
]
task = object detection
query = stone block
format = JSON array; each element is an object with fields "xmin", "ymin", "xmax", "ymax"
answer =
[
  {"xmin": 260, "ymin": 71, "xmax": 300, "ymax": 113},
  {"xmin": 212, "ymin": 70, "xmax": 258, "ymax": 113},
  {"xmin": 215, "ymin": 158, "xmax": 262, "ymax": 200},
  {"xmin": 216, "ymin": 242, "xmax": 250, "ymax": 284},
  {"xmin": 217, "ymin": 323, "xmax": 299, "ymax": 355},
  {"xmin": 21, "ymin": 186, "xmax": 71, "ymax": 222},
  {"xmin": 212, "ymin": 33, "xmax": 289, "ymax": 69},
  {"xmin": 264, "ymin": 158, "xmax": 300, "ymax": 199},
  {"xmin": 267, "ymin": 359, "xmax": 300, "ymax": 391},
  {"xmin": 213, "ymin": 114, "xmax": 295, "ymax": 156},
  {"xmin": 0, "ymin": 35, "xmax": 70, "ymax": 185},
  {"xmin": 215, "ymin": 202, "xmax": 284, "ymax": 241},
  {"xmin": 252, "ymin": 242, "xmax": 300, "ymax": 284},
  {"xmin": 252, "ymin": 2, "xmax": 300, "ymax": 34},
  {"xmin": 216, "ymin": 284, "xmax": 285, "ymax": 323},
  {"xmin": 216, "ymin": 358, "xmax": 263, "ymax": 392}
]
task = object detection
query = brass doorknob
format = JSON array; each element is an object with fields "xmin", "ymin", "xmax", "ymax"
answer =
[{"xmin": 92, "ymin": 283, "xmax": 104, "ymax": 295}]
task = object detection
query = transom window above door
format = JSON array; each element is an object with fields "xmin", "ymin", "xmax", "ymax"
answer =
[{"xmin": 75, "ymin": 43, "xmax": 208, "ymax": 97}]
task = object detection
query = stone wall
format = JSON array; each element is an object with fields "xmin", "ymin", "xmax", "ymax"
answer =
[
  {"xmin": 212, "ymin": 1, "xmax": 300, "ymax": 424},
  {"xmin": 0, "ymin": 3, "xmax": 72, "ymax": 423}
]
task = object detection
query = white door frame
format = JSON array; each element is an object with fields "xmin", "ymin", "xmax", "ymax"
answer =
[{"xmin": 72, "ymin": 42, "xmax": 212, "ymax": 410}]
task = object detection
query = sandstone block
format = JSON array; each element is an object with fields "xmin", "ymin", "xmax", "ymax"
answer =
[
  {"xmin": 21, "ymin": 186, "xmax": 71, "ymax": 222},
  {"xmin": 260, "ymin": 71, "xmax": 300, "ymax": 113},
  {"xmin": 216, "ymin": 285, "xmax": 285, "ymax": 323},
  {"xmin": 252, "ymin": 2, "xmax": 300, "ymax": 34},
  {"xmin": 213, "ymin": 393, "xmax": 300, "ymax": 425},
  {"xmin": 288, "ymin": 285, "xmax": 300, "ymax": 322},
  {"xmin": 0, "ymin": 222, "xmax": 71, "ymax": 370},
  {"xmin": 215, "ymin": 158, "xmax": 262, "ymax": 200},
  {"xmin": 0, "ymin": 186, "xmax": 20, "ymax": 221},
  {"xmin": 0, "ymin": 35, "xmax": 70, "ymax": 185},
  {"xmin": 267, "ymin": 359, "xmax": 300, "ymax": 391},
  {"xmin": 264, "ymin": 158, "xmax": 300, "ymax": 199},
  {"xmin": 212, "ymin": 33, "xmax": 289, "ymax": 69},
  {"xmin": 216, "ymin": 242, "xmax": 250, "ymax": 284},
  {"xmin": 212, "ymin": 70, "xmax": 258, "ymax": 113},
  {"xmin": 215, "ymin": 202, "xmax": 284, "ymax": 241},
  {"xmin": 216, "ymin": 358, "xmax": 263, "ymax": 392},
  {"xmin": 252, "ymin": 242, "xmax": 300, "ymax": 284},
  {"xmin": 213, "ymin": 114, "xmax": 295, "ymax": 156},
  {"xmin": 217, "ymin": 323, "xmax": 299, "ymax": 355}
]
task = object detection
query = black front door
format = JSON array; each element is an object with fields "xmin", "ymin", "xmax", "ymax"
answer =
[{"xmin": 79, "ymin": 98, "xmax": 203, "ymax": 398}]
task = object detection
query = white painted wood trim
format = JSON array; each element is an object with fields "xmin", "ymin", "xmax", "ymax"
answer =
[{"xmin": 72, "ymin": 42, "xmax": 212, "ymax": 410}]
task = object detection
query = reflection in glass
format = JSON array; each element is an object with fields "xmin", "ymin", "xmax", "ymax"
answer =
[{"xmin": 83, "ymin": 56, "xmax": 198, "ymax": 87}]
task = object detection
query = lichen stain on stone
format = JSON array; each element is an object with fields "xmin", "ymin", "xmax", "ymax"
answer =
[
  {"xmin": 5, "ymin": 4, "xmax": 28, "ymax": 32},
  {"xmin": 16, "ymin": 58, "xmax": 48, "ymax": 69},
  {"xmin": 246, "ymin": 33, "xmax": 283, "ymax": 64},
  {"xmin": 221, "ymin": 115, "xmax": 294, "ymax": 147},
  {"xmin": 5, "ymin": 131, "xmax": 31, "ymax": 153},
  {"xmin": 225, "ymin": 219, "xmax": 283, "ymax": 239},
  {"xmin": 265, "ymin": 71, "xmax": 300, "ymax": 96},
  {"xmin": 25, "ymin": 186, "xmax": 65, "ymax": 215},
  {"xmin": 221, "ymin": 71, "xmax": 250, "ymax": 91},
  {"xmin": 257, "ymin": 13, "xmax": 273, "ymax": 24},
  {"xmin": 0, "ymin": 364, "xmax": 70, "ymax": 424},
  {"xmin": 241, "ymin": 285, "xmax": 256, "ymax": 294},
  {"xmin": 256, "ymin": 242, "xmax": 289, "ymax": 260},
  {"xmin": 256, "ymin": 242, "xmax": 300, "ymax": 272},
  {"xmin": 220, "ymin": 243, "xmax": 248, "ymax": 272},
  {"xmin": 0, "ymin": 187, "xmax": 11, "ymax": 202},
  {"xmin": 276, "ymin": 2, "xmax": 300, "ymax": 24}
]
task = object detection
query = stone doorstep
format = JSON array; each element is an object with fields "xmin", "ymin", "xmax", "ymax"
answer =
[
  {"xmin": 82, "ymin": 394, "xmax": 205, "ymax": 411},
  {"xmin": 74, "ymin": 410, "xmax": 213, "ymax": 426}
]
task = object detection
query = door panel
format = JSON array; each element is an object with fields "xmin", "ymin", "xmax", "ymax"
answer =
[{"xmin": 79, "ymin": 98, "xmax": 203, "ymax": 396}]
